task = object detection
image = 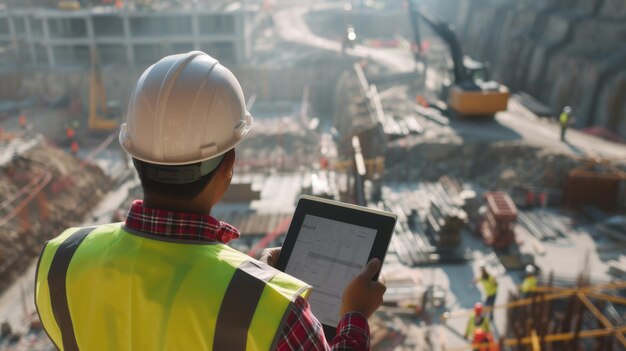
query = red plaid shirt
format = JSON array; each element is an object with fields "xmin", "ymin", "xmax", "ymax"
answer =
[{"xmin": 125, "ymin": 200, "xmax": 370, "ymax": 350}]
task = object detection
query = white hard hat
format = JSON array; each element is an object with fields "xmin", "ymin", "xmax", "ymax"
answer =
[
  {"xmin": 525, "ymin": 265, "xmax": 536, "ymax": 275},
  {"xmin": 120, "ymin": 51, "xmax": 253, "ymax": 169}
]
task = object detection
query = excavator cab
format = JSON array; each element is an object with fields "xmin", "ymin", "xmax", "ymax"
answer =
[{"xmin": 464, "ymin": 57, "xmax": 490, "ymax": 83}]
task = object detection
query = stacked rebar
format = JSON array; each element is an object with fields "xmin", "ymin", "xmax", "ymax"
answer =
[{"xmin": 380, "ymin": 177, "xmax": 469, "ymax": 266}]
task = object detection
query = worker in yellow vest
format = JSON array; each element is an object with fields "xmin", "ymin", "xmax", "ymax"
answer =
[
  {"xmin": 521, "ymin": 264, "xmax": 538, "ymax": 298},
  {"xmin": 473, "ymin": 263, "xmax": 498, "ymax": 318},
  {"xmin": 35, "ymin": 51, "xmax": 386, "ymax": 350},
  {"xmin": 465, "ymin": 303, "xmax": 490, "ymax": 340},
  {"xmin": 559, "ymin": 106, "xmax": 571, "ymax": 141}
]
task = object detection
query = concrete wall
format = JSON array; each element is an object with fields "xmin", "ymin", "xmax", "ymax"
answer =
[{"xmin": 16, "ymin": 53, "xmax": 353, "ymax": 121}]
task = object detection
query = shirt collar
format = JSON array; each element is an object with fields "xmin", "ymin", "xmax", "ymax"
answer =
[{"xmin": 124, "ymin": 200, "xmax": 240, "ymax": 244}]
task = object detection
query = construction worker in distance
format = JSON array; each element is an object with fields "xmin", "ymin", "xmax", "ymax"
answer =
[
  {"xmin": 18, "ymin": 112, "xmax": 27, "ymax": 130},
  {"xmin": 473, "ymin": 262, "xmax": 498, "ymax": 318},
  {"xmin": 559, "ymin": 106, "xmax": 571, "ymax": 141},
  {"xmin": 66, "ymin": 126, "xmax": 75, "ymax": 141},
  {"xmin": 35, "ymin": 51, "xmax": 385, "ymax": 351},
  {"xmin": 471, "ymin": 328, "xmax": 499, "ymax": 351},
  {"xmin": 464, "ymin": 302, "xmax": 490, "ymax": 340},
  {"xmin": 520, "ymin": 264, "xmax": 538, "ymax": 298},
  {"xmin": 70, "ymin": 140, "xmax": 79, "ymax": 156}
]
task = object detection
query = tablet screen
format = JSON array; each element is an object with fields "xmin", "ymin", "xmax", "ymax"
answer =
[{"xmin": 284, "ymin": 214, "xmax": 377, "ymax": 326}]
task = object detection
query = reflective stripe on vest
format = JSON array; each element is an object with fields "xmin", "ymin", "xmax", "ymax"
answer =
[
  {"xmin": 35, "ymin": 223, "xmax": 311, "ymax": 351},
  {"xmin": 47, "ymin": 227, "xmax": 97, "ymax": 351}
]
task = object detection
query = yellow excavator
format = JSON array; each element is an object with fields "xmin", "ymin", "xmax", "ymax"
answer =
[
  {"xmin": 409, "ymin": 3, "xmax": 510, "ymax": 118},
  {"xmin": 88, "ymin": 48, "xmax": 120, "ymax": 132}
]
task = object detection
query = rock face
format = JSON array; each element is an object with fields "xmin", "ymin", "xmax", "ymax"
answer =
[{"xmin": 427, "ymin": 0, "xmax": 626, "ymax": 138}]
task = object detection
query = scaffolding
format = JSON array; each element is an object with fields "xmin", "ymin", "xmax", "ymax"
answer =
[{"xmin": 443, "ymin": 272, "xmax": 626, "ymax": 351}]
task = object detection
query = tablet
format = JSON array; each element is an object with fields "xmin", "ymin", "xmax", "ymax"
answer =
[{"xmin": 276, "ymin": 195, "xmax": 397, "ymax": 340}]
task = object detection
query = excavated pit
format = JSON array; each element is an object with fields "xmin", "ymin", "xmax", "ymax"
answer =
[
  {"xmin": 0, "ymin": 142, "xmax": 111, "ymax": 292},
  {"xmin": 385, "ymin": 141, "xmax": 590, "ymax": 191}
]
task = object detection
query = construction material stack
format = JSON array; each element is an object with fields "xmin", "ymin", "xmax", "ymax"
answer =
[
  {"xmin": 425, "ymin": 198, "xmax": 466, "ymax": 248},
  {"xmin": 479, "ymin": 191, "xmax": 518, "ymax": 249}
]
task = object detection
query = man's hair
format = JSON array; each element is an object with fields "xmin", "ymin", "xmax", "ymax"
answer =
[{"xmin": 133, "ymin": 158, "xmax": 222, "ymax": 199}]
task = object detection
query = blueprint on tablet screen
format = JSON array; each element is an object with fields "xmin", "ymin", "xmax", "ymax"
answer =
[{"xmin": 285, "ymin": 214, "xmax": 377, "ymax": 326}]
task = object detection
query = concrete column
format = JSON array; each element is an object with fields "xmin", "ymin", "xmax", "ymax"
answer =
[
  {"xmin": 85, "ymin": 15, "xmax": 95, "ymax": 50},
  {"xmin": 191, "ymin": 13, "xmax": 200, "ymax": 50},
  {"xmin": 23, "ymin": 15, "xmax": 37, "ymax": 66},
  {"xmin": 85, "ymin": 15, "xmax": 97, "ymax": 67},
  {"xmin": 7, "ymin": 14, "xmax": 16, "ymax": 43},
  {"xmin": 41, "ymin": 16, "xmax": 55, "ymax": 69},
  {"xmin": 233, "ymin": 12, "xmax": 245, "ymax": 64},
  {"xmin": 122, "ymin": 12, "xmax": 135, "ymax": 67}
]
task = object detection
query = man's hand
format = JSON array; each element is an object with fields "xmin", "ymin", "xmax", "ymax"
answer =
[
  {"xmin": 340, "ymin": 258, "xmax": 386, "ymax": 318},
  {"xmin": 259, "ymin": 247, "xmax": 281, "ymax": 268}
]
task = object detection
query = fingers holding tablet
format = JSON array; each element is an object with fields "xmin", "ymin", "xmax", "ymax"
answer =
[
  {"xmin": 340, "ymin": 258, "xmax": 387, "ymax": 318},
  {"xmin": 259, "ymin": 247, "xmax": 281, "ymax": 267}
]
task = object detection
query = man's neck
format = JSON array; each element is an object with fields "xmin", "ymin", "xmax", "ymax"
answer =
[{"xmin": 143, "ymin": 194, "xmax": 213, "ymax": 215}]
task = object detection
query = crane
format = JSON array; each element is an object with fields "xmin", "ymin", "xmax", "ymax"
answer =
[{"xmin": 88, "ymin": 48, "xmax": 120, "ymax": 132}]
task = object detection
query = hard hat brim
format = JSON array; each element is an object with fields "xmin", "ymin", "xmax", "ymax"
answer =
[{"xmin": 120, "ymin": 113, "xmax": 253, "ymax": 166}]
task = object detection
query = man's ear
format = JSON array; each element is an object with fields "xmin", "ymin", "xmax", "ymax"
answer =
[{"xmin": 219, "ymin": 149, "xmax": 236, "ymax": 179}]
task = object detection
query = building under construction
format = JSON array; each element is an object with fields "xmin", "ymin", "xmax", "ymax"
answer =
[{"xmin": 0, "ymin": 2, "xmax": 265, "ymax": 68}]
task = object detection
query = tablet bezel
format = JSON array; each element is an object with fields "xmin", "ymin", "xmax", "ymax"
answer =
[{"xmin": 276, "ymin": 195, "xmax": 397, "ymax": 341}]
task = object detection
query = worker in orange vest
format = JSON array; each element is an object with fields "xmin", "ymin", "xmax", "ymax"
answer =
[
  {"xmin": 19, "ymin": 113, "xmax": 27, "ymax": 130},
  {"xmin": 71, "ymin": 140, "xmax": 79, "ymax": 156},
  {"xmin": 66, "ymin": 127, "xmax": 75, "ymax": 140},
  {"xmin": 472, "ymin": 328, "xmax": 499, "ymax": 351}
]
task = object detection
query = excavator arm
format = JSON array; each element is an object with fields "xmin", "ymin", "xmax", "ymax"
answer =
[
  {"xmin": 408, "ymin": 2, "xmax": 469, "ymax": 85},
  {"xmin": 407, "ymin": 2, "xmax": 509, "ymax": 117}
]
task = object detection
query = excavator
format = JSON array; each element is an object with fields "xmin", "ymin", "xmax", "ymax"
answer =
[
  {"xmin": 408, "ymin": 3, "xmax": 510, "ymax": 118},
  {"xmin": 88, "ymin": 48, "xmax": 120, "ymax": 132}
]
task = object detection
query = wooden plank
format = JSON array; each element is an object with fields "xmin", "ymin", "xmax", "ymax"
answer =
[
  {"xmin": 586, "ymin": 292, "xmax": 626, "ymax": 305},
  {"xmin": 577, "ymin": 292, "xmax": 626, "ymax": 348}
]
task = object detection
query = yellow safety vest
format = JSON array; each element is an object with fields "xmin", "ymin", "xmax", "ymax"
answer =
[
  {"xmin": 465, "ymin": 314, "xmax": 490, "ymax": 338},
  {"xmin": 521, "ymin": 276, "xmax": 537, "ymax": 294},
  {"xmin": 559, "ymin": 112, "xmax": 569, "ymax": 125},
  {"xmin": 480, "ymin": 275, "xmax": 498, "ymax": 297},
  {"xmin": 35, "ymin": 223, "xmax": 312, "ymax": 351}
]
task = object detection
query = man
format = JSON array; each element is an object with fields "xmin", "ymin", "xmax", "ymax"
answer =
[
  {"xmin": 464, "ymin": 302, "xmax": 490, "ymax": 341},
  {"xmin": 35, "ymin": 51, "xmax": 386, "ymax": 350},
  {"xmin": 560, "ymin": 106, "xmax": 571, "ymax": 141},
  {"xmin": 473, "ymin": 263, "xmax": 498, "ymax": 315},
  {"xmin": 520, "ymin": 264, "xmax": 538, "ymax": 298}
]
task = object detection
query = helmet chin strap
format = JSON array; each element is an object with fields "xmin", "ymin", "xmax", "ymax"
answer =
[{"xmin": 134, "ymin": 155, "xmax": 225, "ymax": 185}]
